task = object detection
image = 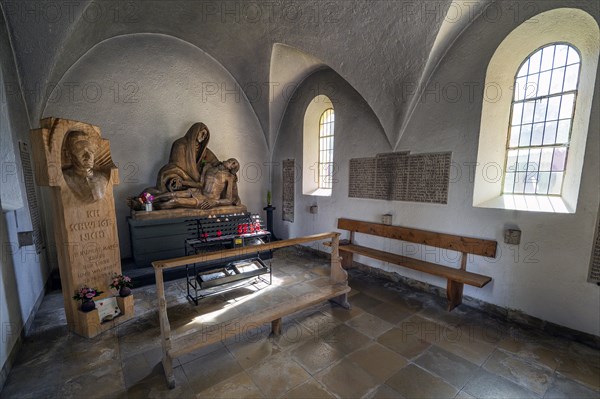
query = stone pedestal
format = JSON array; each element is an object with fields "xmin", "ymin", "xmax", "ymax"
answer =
[
  {"xmin": 76, "ymin": 295, "xmax": 135, "ymax": 338},
  {"xmin": 130, "ymin": 204, "xmax": 248, "ymax": 221},
  {"xmin": 30, "ymin": 117, "xmax": 133, "ymax": 337}
]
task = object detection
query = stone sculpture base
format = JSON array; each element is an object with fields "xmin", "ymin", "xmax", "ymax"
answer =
[
  {"xmin": 131, "ymin": 204, "xmax": 248, "ymax": 221},
  {"xmin": 76, "ymin": 295, "xmax": 135, "ymax": 338}
]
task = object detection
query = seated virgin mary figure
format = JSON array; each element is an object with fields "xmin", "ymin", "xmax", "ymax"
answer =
[{"xmin": 155, "ymin": 122, "xmax": 218, "ymax": 192}]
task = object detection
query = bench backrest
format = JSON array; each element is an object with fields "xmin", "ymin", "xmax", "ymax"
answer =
[{"xmin": 338, "ymin": 218, "xmax": 497, "ymax": 258}]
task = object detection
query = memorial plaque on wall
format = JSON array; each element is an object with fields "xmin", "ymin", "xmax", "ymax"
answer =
[
  {"xmin": 349, "ymin": 151, "xmax": 451, "ymax": 204},
  {"xmin": 588, "ymin": 204, "xmax": 600, "ymax": 284},
  {"xmin": 282, "ymin": 159, "xmax": 295, "ymax": 222},
  {"xmin": 30, "ymin": 117, "xmax": 132, "ymax": 337},
  {"xmin": 19, "ymin": 141, "xmax": 45, "ymax": 253}
]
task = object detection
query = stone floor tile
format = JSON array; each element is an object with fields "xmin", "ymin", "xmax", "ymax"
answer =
[
  {"xmin": 568, "ymin": 342, "xmax": 600, "ymax": 368},
  {"xmin": 320, "ymin": 323, "xmax": 371, "ymax": 355},
  {"xmin": 543, "ymin": 373, "xmax": 600, "ymax": 399},
  {"xmin": 386, "ymin": 364, "xmax": 458, "ymax": 399},
  {"xmin": 555, "ymin": 356, "xmax": 600, "ymax": 391},
  {"xmin": 351, "ymin": 292, "xmax": 385, "ymax": 310},
  {"xmin": 317, "ymin": 359, "xmax": 379, "ymax": 398},
  {"xmin": 226, "ymin": 338, "xmax": 280, "ymax": 370},
  {"xmin": 414, "ymin": 345, "xmax": 479, "ymax": 389},
  {"xmin": 347, "ymin": 343, "xmax": 408, "ymax": 383},
  {"xmin": 347, "ymin": 312, "xmax": 394, "ymax": 338},
  {"xmin": 322, "ymin": 302, "xmax": 365, "ymax": 322},
  {"xmin": 454, "ymin": 390, "xmax": 476, "ymax": 399},
  {"xmin": 456, "ymin": 322, "xmax": 504, "ymax": 345},
  {"xmin": 365, "ymin": 384, "xmax": 406, "ymax": 399},
  {"xmin": 122, "ymin": 347, "xmax": 165, "ymax": 388},
  {"xmin": 367, "ymin": 301, "xmax": 415, "ymax": 325},
  {"xmin": 286, "ymin": 282, "xmax": 324, "ymax": 297},
  {"xmin": 181, "ymin": 347, "xmax": 243, "ymax": 392},
  {"xmin": 483, "ymin": 349, "xmax": 554, "ymax": 396},
  {"xmin": 291, "ymin": 339, "xmax": 345, "ymax": 374},
  {"xmin": 398, "ymin": 315, "xmax": 452, "ymax": 345},
  {"xmin": 377, "ymin": 327, "xmax": 431, "ymax": 360},
  {"xmin": 297, "ymin": 310, "xmax": 341, "ymax": 335},
  {"xmin": 123, "ymin": 365, "xmax": 191, "ymax": 399},
  {"xmin": 177, "ymin": 341, "xmax": 226, "ymax": 366},
  {"xmin": 348, "ymin": 276, "xmax": 373, "ymax": 293},
  {"xmin": 463, "ymin": 369, "xmax": 540, "ymax": 399},
  {"xmin": 357, "ymin": 284, "xmax": 403, "ymax": 304},
  {"xmin": 307, "ymin": 276, "xmax": 334, "ymax": 288},
  {"xmin": 436, "ymin": 328, "xmax": 496, "ymax": 366},
  {"xmin": 196, "ymin": 371, "xmax": 264, "ymax": 399},
  {"xmin": 246, "ymin": 352, "xmax": 310, "ymax": 398},
  {"xmin": 271, "ymin": 320, "xmax": 316, "ymax": 351},
  {"xmin": 418, "ymin": 304, "xmax": 469, "ymax": 327},
  {"xmin": 281, "ymin": 378, "xmax": 336, "ymax": 399},
  {"xmin": 0, "ymin": 362, "xmax": 62, "ymax": 399},
  {"xmin": 498, "ymin": 337, "xmax": 562, "ymax": 371},
  {"xmin": 57, "ymin": 361, "xmax": 127, "ymax": 398}
]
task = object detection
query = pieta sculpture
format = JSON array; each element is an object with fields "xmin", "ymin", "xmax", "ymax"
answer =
[{"xmin": 128, "ymin": 123, "xmax": 242, "ymax": 211}]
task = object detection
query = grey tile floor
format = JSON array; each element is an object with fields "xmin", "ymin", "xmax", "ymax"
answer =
[{"xmin": 2, "ymin": 247, "xmax": 599, "ymax": 398}]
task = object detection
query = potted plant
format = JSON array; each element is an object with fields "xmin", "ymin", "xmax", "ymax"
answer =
[
  {"xmin": 110, "ymin": 274, "xmax": 133, "ymax": 297},
  {"xmin": 73, "ymin": 286, "xmax": 103, "ymax": 312}
]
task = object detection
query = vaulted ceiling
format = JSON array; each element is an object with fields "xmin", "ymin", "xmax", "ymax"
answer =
[{"xmin": 1, "ymin": 0, "xmax": 493, "ymax": 149}]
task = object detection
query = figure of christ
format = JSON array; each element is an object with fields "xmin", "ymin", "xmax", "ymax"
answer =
[{"xmin": 154, "ymin": 158, "xmax": 241, "ymax": 210}]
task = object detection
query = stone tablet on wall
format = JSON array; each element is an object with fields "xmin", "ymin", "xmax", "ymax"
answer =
[
  {"xmin": 282, "ymin": 159, "xmax": 295, "ymax": 222},
  {"xmin": 30, "ymin": 117, "xmax": 132, "ymax": 337}
]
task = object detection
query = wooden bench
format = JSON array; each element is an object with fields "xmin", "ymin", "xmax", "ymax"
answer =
[
  {"xmin": 335, "ymin": 218, "xmax": 497, "ymax": 312},
  {"xmin": 153, "ymin": 232, "xmax": 350, "ymax": 388}
]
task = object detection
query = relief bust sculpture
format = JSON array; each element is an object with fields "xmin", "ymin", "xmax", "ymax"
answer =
[{"xmin": 62, "ymin": 130, "xmax": 110, "ymax": 203}]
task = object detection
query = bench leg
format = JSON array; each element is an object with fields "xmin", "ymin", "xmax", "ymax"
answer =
[
  {"xmin": 341, "ymin": 252, "xmax": 353, "ymax": 269},
  {"xmin": 330, "ymin": 293, "xmax": 351, "ymax": 309},
  {"xmin": 271, "ymin": 318, "xmax": 282, "ymax": 337},
  {"xmin": 162, "ymin": 354, "xmax": 176, "ymax": 389},
  {"xmin": 446, "ymin": 280, "xmax": 463, "ymax": 312}
]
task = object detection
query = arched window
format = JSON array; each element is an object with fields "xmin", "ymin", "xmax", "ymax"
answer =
[
  {"xmin": 473, "ymin": 8, "xmax": 599, "ymax": 213},
  {"xmin": 504, "ymin": 44, "xmax": 581, "ymax": 196},
  {"xmin": 318, "ymin": 108, "xmax": 335, "ymax": 190},
  {"xmin": 303, "ymin": 95, "xmax": 334, "ymax": 196}
]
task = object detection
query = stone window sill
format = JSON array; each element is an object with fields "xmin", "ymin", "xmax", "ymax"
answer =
[{"xmin": 475, "ymin": 194, "xmax": 574, "ymax": 213}]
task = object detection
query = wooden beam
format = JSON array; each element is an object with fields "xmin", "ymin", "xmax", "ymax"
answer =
[
  {"xmin": 446, "ymin": 279, "xmax": 464, "ymax": 311},
  {"xmin": 271, "ymin": 318, "xmax": 282, "ymax": 336},
  {"xmin": 169, "ymin": 284, "xmax": 351, "ymax": 358},
  {"xmin": 338, "ymin": 219, "xmax": 497, "ymax": 258},
  {"xmin": 340, "ymin": 244, "xmax": 491, "ymax": 287},
  {"xmin": 329, "ymin": 234, "xmax": 350, "ymax": 309},
  {"xmin": 155, "ymin": 268, "xmax": 175, "ymax": 388},
  {"xmin": 153, "ymin": 232, "xmax": 339, "ymax": 270}
]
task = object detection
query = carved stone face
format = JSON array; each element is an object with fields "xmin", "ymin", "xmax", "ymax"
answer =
[
  {"xmin": 198, "ymin": 128, "xmax": 208, "ymax": 142},
  {"xmin": 223, "ymin": 158, "xmax": 239, "ymax": 173},
  {"xmin": 69, "ymin": 140, "xmax": 96, "ymax": 172}
]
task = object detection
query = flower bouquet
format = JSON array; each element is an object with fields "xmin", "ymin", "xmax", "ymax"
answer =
[
  {"xmin": 73, "ymin": 286, "xmax": 103, "ymax": 312},
  {"xmin": 138, "ymin": 192, "xmax": 155, "ymax": 211},
  {"xmin": 110, "ymin": 274, "xmax": 133, "ymax": 297}
]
